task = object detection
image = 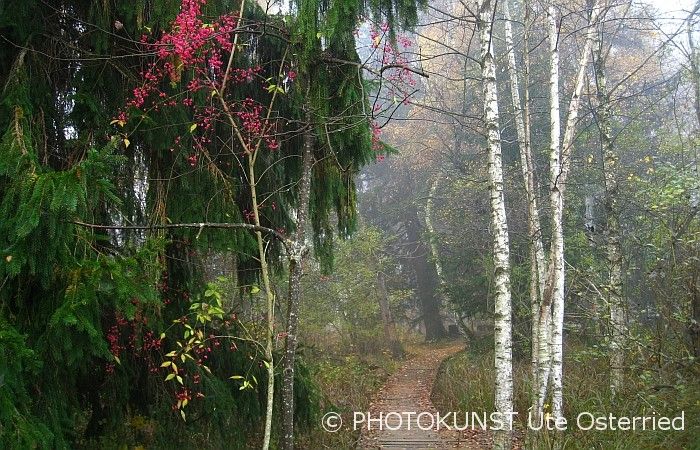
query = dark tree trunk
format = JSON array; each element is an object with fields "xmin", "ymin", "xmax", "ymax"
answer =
[
  {"xmin": 281, "ymin": 104, "xmax": 314, "ymax": 450},
  {"xmin": 404, "ymin": 205, "xmax": 447, "ymax": 341}
]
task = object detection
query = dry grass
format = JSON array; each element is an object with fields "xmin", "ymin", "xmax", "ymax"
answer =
[{"xmin": 431, "ymin": 339, "xmax": 700, "ymax": 449}]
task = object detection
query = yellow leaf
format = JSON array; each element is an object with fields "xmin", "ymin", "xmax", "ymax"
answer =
[
  {"xmin": 160, "ymin": 361, "xmax": 172, "ymax": 367},
  {"xmin": 180, "ymin": 410, "xmax": 186, "ymax": 421},
  {"xmin": 165, "ymin": 373, "xmax": 175, "ymax": 381},
  {"xmin": 5, "ymin": 255, "xmax": 12, "ymax": 263},
  {"xmin": 114, "ymin": 355, "xmax": 121, "ymax": 365},
  {"xmin": 160, "ymin": 332, "xmax": 166, "ymax": 339},
  {"xmin": 176, "ymin": 375, "xmax": 183, "ymax": 385},
  {"xmin": 250, "ymin": 285, "xmax": 260, "ymax": 294},
  {"xmin": 123, "ymin": 138, "xmax": 130, "ymax": 148},
  {"xmin": 189, "ymin": 123, "xmax": 197, "ymax": 133}
]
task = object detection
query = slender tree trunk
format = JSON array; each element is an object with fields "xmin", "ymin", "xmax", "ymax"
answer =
[
  {"xmin": 478, "ymin": 1, "xmax": 513, "ymax": 448},
  {"xmin": 539, "ymin": 5, "xmax": 565, "ymax": 421},
  {"xmin": 426, "ymin": 176, "xmax": 456, "ymax": 330},
  {"xmin": 536, "ymin": 0, "xmax": 603, "ymax": 421},
  {"xmin": 687, "ymin": 1, "xmax": 700, "ymax": 357},
  {"xmin": 503, "ymin": 0, "xmax": 546, "ymax": 404},
  {"xmin": 377, "ymin": 271, "xmax": 404, "ymax": 358},
  {"xmin": 281, "ymin": 104, "xmax": 314, "ymax": 450},
  {"xmin": 548, "ymin": 2, "xmax": 567, "ymax": 420},
  {"xmin": 593, "ymin": 22, "xmax": 626, "ymax": 398},
  {"xmin": 426, "ymin": 177, "xmax": 445, "ymax": 281},
  {"xmin": 248, "ymin": 152, "xmax": 276, "ymax": 450},
  {"xmin": 688, "ymin": 1, "xmax": 700, "ymax": 129}
]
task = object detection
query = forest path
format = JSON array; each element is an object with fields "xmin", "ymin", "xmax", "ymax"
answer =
[{"xmin": 357, "ymin": 341, "xmax": 485, "ymax": 449}]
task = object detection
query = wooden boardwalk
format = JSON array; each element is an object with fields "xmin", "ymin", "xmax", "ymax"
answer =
[{"xmin": 357, "ymin": 342, "xmax": 486, "ymax": 449}]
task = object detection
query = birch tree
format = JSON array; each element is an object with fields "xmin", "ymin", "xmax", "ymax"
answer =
[
  {"xmin": 541, "ymin": 5, "xmax": 564, "ymax": 419},
  {"xmin": 537, "ymin": 0, "xmax": 604, "ymax": 420},
  {"xmin": 477, "ymin": 0, "xmax": 513, "ymax": 447},
  {"xmin": 503, "ymin": 0, "xmax": 546, "ymax": 400},
  {"xmin": 593, "ymin": 34, "xmax": 625, "ymax": 399}
]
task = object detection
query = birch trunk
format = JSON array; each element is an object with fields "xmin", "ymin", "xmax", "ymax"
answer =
[
  {"xmin": 594, "ymin": 24, "xmax": 626, "ymax": 398},
  {"xmin": 541, "ymin": 4, "xmax": 564, "ymax": 420},
  {"xmin": 478, "ymin": 1, "xmax": 513, "ymax": 447},
  {"xmin": 503, "ymin": 1, "xmax": 546, "ymax": 403},
  {"xmin": 538, "ymin": 0, "xmax": 603, "ymax": 420},
  {"xmin": 426, "ymin": 176, "xmax": 454, "ymax": 328},
  {"xmin": 281, "ymin": 104, "xmax": 314, "ymax": 450},
  {"xmin": 426, "ymin": 177, "xmax": 445, "ymax": 281}
]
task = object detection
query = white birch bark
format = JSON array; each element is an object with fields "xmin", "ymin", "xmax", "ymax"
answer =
[
  {"xmin": 478, "ymin": 1, "xmax": 513, "ymax": 447},
  {"xmin": 593, "ymin": 22, "xmax": 626, "ymax": 398},
  {"xmin": 426, "ymin": 176, "xmax": 444, "ymax": 281},
  {"xmin": 503, "ymin": 1, "xmax": 547, "ymax": 403},
  {"xmin": 538, "ymin": 0, "xmax": 604, "ymax": 420},
  {"xmin": 541, "ymin": 4, "xmax": 563, "ymax": 420}
]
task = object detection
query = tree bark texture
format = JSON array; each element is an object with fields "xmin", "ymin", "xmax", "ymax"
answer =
[{"xmin": 478, "ymin": 1, "xmax": 514, "ymax": 448}]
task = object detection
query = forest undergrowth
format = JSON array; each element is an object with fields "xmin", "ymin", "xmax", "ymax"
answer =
[{"xmin": 432, "ymin": 337, "xmax": 700, "ymax": 449}]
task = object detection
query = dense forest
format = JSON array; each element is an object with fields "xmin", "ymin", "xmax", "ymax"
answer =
[{"xmin": 0, "ymin": 0, "xmax": 698, "ymax": 449}]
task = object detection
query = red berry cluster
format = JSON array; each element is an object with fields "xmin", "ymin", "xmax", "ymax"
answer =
[
  {"xmin": 114, "ymin": 0, "xmax": 280, "ymax": 170},
  {"xmin": 104, "ymin": 307, "xmax": 164, "ymax": 375}
]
